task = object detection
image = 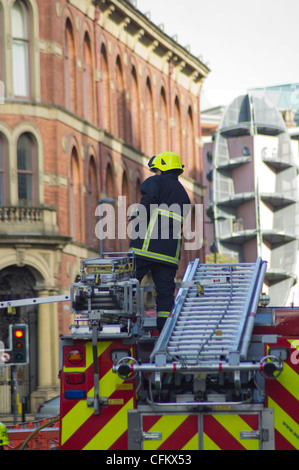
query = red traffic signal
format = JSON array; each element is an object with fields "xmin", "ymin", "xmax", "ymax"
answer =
[
  {"xmin": 14, "ymin": 329, "xmax": 24, "ymax": 339},
  {"xmin": 5, "ymin": 324, "xmax": 29, "ymax": 365}
]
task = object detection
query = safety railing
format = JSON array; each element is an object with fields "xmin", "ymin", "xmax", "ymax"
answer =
[
  {"xmin": 5, "ymin": 416, "xmax": 60, "ymax": 450},
  {"xmin": 0, "ymin": 206, "xmax": 59, "ymax": 236}
]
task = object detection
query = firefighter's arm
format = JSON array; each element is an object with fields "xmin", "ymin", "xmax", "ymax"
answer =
[{"xmin": 131, "ymin": 176, "xmax": 160, "ymax": 220}]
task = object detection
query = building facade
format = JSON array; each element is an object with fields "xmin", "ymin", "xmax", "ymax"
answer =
[
  {"xmin": 0, "ymin": 0, "xmax": 208, "ymax": 411},
  {"xmin": 202, "ymin": 93, "xmax": 299, "ymax": 307}
]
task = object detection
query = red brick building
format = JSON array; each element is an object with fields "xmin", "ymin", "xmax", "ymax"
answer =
[{"xmin": 0, "ymin": 0, "xmax": 209, "ymax": 409}]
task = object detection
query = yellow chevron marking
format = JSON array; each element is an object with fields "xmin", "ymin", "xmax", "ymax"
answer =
[
  {"xmin": 87, "ymin": 345, "xmax": 133, "ymax": 398},
  {"xmin": 87, "ymin": 365, "xmax": 125, "ymax": 399},
  {"xmin": 96, "ymin": 341, "xmax": 113, "ymax": 364},
  {"xmin": 203, "ymin": 432, "xmax": 221, "ymax": 450},
  {"xmin": 182, "ymin": 433, "xmax": 199, "ymax": 450},
  {"xmin": 268, "ymin": 397, "xmax": 299, "ymax": 449},
  {"xmin": 61, "ymin": 400, "xmax": 94, "ymax": 445},
  {"xmin": 61, "ymin": 342, "xmax": 135, "ymax": 448},
  {"xmin": 277, "ymin": 361, "xmax": 299, "ymax": 401},
  {"xmin": 287, "ymin": 339, "xmax": 299, "ymax": 348},
  {"xmin": 83, "ymin": 397, "xmax": 134, "ymax": 450},
  {"xmin": 143, "ymin": 414, "xmax": 188, "ymax": 450},
  {"xmin": 61, "ymin": 341, "xmax": 113, "ymax": 445},
  {"xmin": 213, "ymin": 414, "xmax": 259, "ymax": 450}
]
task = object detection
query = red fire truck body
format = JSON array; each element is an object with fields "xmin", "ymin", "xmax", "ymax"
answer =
[{"xmin": 57, "ymin": 256, "xmax": 299, "ymax": 450}]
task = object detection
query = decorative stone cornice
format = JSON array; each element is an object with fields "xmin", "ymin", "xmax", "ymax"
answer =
[{"xmin": 94, "ymin": 0, "xmax": 210, "ymax": 84}]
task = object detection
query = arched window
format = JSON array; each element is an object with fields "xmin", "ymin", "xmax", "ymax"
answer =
[
  {"xmin": 103, "ymin": 163, "xmax": 115, "ymax": 252},
  {"xmin": 131, "ymin": 66, "xmax": 140, "ymax": 149},
  {"xmin": 121, "ymin": 170, "xmax": 129, "ymax": 205},
  {"xmin": 187, "ymin": 106, "xmax": 195, "ymax": 176},
  {"xmin": 12, "ymin": 0, "xmax": 30, "ymax": 98},
  {"xmin": 174, "ymin": 96, "xmax": 182, "ymax": 155},
  {"xmin": 0, "ymin": 135, "xmax": 7, "ymax": 205},
  {"xmin": 0, "ymin": 266, "xmax": 38, "ymax": 396},
  {"xmin": 116, "ymin": 56, "xmax": 126, "ymax": 140},
  {"xmin": 87, "ymin": 156, "xmax": 98, "ymax": 246},
  {"xmin": 65, "ymin": 19, "xmax": 76, "ymax": 112},
  {"xmin": 100, "ymin": 44, "xmax": 110, "ymax": 132},
  {"xmin": 135, "ymin": 177, "xmax": 141, "ymax": 202},
  {"xmin": 106, "ymin": 163, "xmax": 114, "ymax": 199},
  {"xmin": 145, "ymin": 77, "xmax": 155, "ymax": 155},
  {"xmin": 17, "ymin": 133, "xmax": 36, "ymax": 206},
  {"xmin": 83, "ymin": 32, "xmax": 94, "ymax": 122},
  {"xmin": 159, "ymin": 87, "xmax": 168, "ymax": 150},
  {"xmin": 70, "ymin": 148, "xmax": 81, "ymax": 240},
  {"xmin": 120, "ymin": 171, "xmax": 130, "ymax": 251}
]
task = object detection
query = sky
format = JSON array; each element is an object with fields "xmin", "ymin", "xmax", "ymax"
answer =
[{"xmin": 136, "ymin": 0, "xmax": 299, "ymax": 108}]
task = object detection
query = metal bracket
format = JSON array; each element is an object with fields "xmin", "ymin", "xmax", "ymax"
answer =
[
  {"xmin": 89, "ymin": 310, "xmax": 102, "ymax": 321},
  {"xmin": 178, "ymin": 276, "xmax": 230, "ymax": 295},
  {"xmin": 234, "ymin": 370, "xmax": 241, "ymax": 392},
  {"xmin": 132, "ymin": 430, "xmax": 162, "ymax": 444},
  {"xmin": 229, "ymin": 351, "xmax": 240, "ymax": 366},
  {"xmin": 142, "ymin": 431, "xmax": 162, "ymax": 441},
  {"xmin": 154, "ymin": 372, "xmax": 162, "ymax": 393},
  {"xmin": 91, "ymin": 321, "xmax": 100, "ymax": 414},
  {"xmin": 240, "ymin": 429, "xmax": 269, "ymax": 442},
  {"xmin": 87, "ymin": 396, "xmax": 108, "ymax": 408}
]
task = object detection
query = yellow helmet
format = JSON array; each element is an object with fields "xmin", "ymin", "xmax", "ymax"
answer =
[{"xmin": 148, "ymin": 152, "xmax": 184, "ymax": 174}]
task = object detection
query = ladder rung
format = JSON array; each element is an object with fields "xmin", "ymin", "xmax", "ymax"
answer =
[{"xmin": 151, "ymin": 258, "xmax": 266, "ymax": 366}]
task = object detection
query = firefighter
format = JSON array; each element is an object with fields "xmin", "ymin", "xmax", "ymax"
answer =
[
  {"xmin": 0, "ymin": 422, "xmax": 9, "ymax": 450},
  {"xmin": 129, "ymin": 151, "xmax": 190, "ymax": 331}
]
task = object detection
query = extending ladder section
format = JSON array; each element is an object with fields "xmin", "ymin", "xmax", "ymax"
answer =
[{"xmin": 151, "ymin": 258, "xmax": 267, "ymax": 367}]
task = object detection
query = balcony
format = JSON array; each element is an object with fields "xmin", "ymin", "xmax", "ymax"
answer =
[
  {"xmin": 265, "ymin": 268, "xmax": 296, "ymax": 285},
  {"xmin": 262, "ymin": 156, "xmax": 292, "ymax": 172},
  {"xmin": 217, "ymin": 192, "xmax": 255, "ymax": 208},
  {"xmin": 0, "ymin": 206, "xmax": 59, "ymax": 237},
  {"xmin": 260, "ymin": 192, "xmax": 297, "ymax": 210},
  {"xmin": 217, "ymin": 156, "xmax": 251, "ymax": 171},
  {"xmin": 220, "ymin": 229, "xmax": 257, "ymax": 245},
  {"xmin": 262, "ymin": 230, "xmax": 297, "ymax": 245}
]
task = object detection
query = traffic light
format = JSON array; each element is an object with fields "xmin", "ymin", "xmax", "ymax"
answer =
[{"xmin": 8, "ymin": 324, "xmax": 29, "ymax": 365}]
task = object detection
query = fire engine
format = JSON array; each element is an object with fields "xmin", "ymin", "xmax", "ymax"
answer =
[{"xmin": 2, "ymin": 254, "xmax": 299, "ymax": 450}]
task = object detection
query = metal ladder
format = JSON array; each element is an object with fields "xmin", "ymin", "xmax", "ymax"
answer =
[{"xmin": 151, "ymin": 258, "xmax": 267, "ymax": 367}]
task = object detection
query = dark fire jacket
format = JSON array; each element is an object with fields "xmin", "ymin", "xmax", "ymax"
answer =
[{"xmin": 129, "ymin": 171, "xmax": 190, "ymax": 266}]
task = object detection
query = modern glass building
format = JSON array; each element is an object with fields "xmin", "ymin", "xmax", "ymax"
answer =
[{"xmin": 207, "ymin": 93, "xmax": 299, "ymax": 306}]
